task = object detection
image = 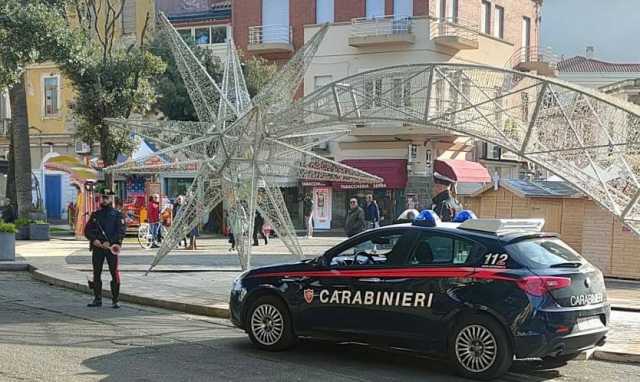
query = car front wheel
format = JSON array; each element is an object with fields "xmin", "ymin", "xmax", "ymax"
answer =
[
  {"xmin": 449, "ymin": 314, "xmax": 513, "ymax": 381},
  {"xmin": 247, "ymin": 295, "xmax": 297, "ymax": 351}
]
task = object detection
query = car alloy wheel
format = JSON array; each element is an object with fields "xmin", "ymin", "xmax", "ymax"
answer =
[
  {"xmin": 250, "ymin": 303, "xmax": 284, "ymax": 346},
  {"xmin": 455, "ymin": 324, "xmax": 498, "ymax": 373}
]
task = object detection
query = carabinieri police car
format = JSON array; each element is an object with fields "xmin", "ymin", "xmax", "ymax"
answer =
[{"xmin": 229, "ymin": 211, "xmax": 609, "ymax": 380}]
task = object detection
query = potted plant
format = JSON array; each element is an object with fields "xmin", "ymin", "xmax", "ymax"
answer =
[
  {"xmin": 29, "ymin": 219, "xmax": 50, "ymax": 241},
  {"xmin": 14, "ymin": 218, "xmax": 30, "ymax": 240},
  {"xmin": 0, "ymin": 222, "xmax": 16, "ymax": 261}
]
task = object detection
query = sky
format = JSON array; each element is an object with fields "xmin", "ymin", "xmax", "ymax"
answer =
[{"xmin": 541, "ymin": 0, "xmax": 640, "ymax": 62}]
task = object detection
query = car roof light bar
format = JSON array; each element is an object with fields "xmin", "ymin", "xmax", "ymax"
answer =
[{"xmin": 458, "ymin": 218, "xmax": 545, "ymax": 235}]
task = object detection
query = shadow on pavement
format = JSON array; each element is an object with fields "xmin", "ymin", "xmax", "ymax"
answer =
[{"xmin": 81, "ymin": 336, "xmax": 562, "ymax": 382}]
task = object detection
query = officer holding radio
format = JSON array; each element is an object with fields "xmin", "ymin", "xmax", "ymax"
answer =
[{"xmin": 84, "ymin": 188, "xmax": 127, "ymax": 308}]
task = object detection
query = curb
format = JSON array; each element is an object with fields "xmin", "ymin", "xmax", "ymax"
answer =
[
  {"xmin": 30, "ymin": 269, "xmax": 230, "ymax": 319},
  {"xmin": 593, "ymin": 350, "xmax": 640, "ymax": 364},
  {"xmin": 0, "ymin": 262, "xmax": 31, "ymax": 271}
]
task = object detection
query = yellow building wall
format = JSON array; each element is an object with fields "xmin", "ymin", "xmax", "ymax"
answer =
[
  {"xmin": 23, "ymin": 0, "xmax": 155, "ymax": 139},
  {"xmin": 25, "ymin": 65, "xmax": 75, "ymax": 135}
]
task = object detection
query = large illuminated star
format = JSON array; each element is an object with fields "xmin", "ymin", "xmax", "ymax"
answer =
[{"xmin": 105, "ymin": 14, "xmax": 381, "ymax": 270}]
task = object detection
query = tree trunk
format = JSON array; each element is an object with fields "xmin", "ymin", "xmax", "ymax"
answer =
[
  {"xmin": 8, "ymin": 74, "xmax": 33, "ymax": 219},
  {"xmin": 6, "ymin": 122, "xmax": 17, "ymax": 214}
]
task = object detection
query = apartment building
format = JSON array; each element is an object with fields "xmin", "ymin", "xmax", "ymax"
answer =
[{"xmin": 230, "ymin": 0, "xmax": 544, "ymax": 228}]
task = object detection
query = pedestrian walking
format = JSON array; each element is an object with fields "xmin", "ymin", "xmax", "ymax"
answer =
[
  {"xmin": 364, "ymin": 194, "xmax": 380, "ymax": 229},
  {"xmin": 431, "ymin": 172, "xmax": 462, "ymax": 222},
  {"xmin": 345, "ymin": 198, "xmax": 365, "ymax": 237},
  {"xmin": 173, "ymin": 195, "xmax": 188, "ymax": 248},
  {"xmin": 253, "ymin": 210, "xmax": 268, "ymax": 246},
  {"xmin": 84, "ymin": 188, "xmax": 126, "ymax": 309},
  {"xmin": 303, "ymin": 193, "xmax": 314, "ymax": 238},
  {"xmin": 148, "ymin": 194, "xmax": 161, "ymax": 247}
]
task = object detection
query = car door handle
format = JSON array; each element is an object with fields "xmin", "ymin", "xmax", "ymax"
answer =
[
  {"xmin": 357, "ymin": 277, "xmax": 382, "ymax": 282},
  {"xmin": 282, "ymin": 276, "xmax": 309, "ymax": 282}
]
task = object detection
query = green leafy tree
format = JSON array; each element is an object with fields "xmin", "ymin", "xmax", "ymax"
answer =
[
  {"xmin": 63, "ymin": 1, "xmax": 166, "ymax": 176},
  {"xmin": 0, "ymin": 0, "xmax": 87, "ymax": 219},
  {"xmin": 149, "ymin": 31, "xmax": 278, "ymax": 121}
]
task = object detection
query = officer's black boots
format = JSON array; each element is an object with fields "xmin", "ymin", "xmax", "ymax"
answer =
[
  {"xmin": 111, "ymin": 281, "xmax": 121, "ymax": 309},
  {"xmin": 88, "ymin": 280, "xmax": 102, "ymax": 307}
]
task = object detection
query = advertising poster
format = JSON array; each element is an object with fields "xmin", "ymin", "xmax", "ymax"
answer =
[{"xmin": 313, "ymin": 187, "xmax": 332, "ymax": 229}]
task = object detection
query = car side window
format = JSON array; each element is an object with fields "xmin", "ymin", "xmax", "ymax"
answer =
[
  {"xmin": 409, "ymin": 234, "xmax": 474, "ymax": 266},
  {"xmin": 330, "ymin": 233, "xmax": 404, "ymax": 267}
]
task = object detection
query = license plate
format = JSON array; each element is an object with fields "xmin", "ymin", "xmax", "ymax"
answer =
[{"xmin": 576, "ymin": 317, "xmax": 603, "ymax": 332}]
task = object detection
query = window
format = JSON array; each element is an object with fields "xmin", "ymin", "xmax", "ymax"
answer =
[
  {"xmin": 505, "ymin": 238, "xmax": 583, "ymax": 269},
  {"xmin": 450, "ymin": 0, "xmax": 459, "ymax": 21},
  {"xmin": 177, "ymin": 26, "xmax": 227, "ymax": 45},
  {"xmin": 494, "ymin": 6, "xmax": 504, "ymax": 39},
  {"xmin": 43, "ymin": 76, "xmax": 60, "ymax": 117},
  {"xmin": 366, "ymin": 0, "xmax": 385, "ymax": 19},
  {"xmin": 0, "ymin": 90, "xmax": 8, "ymax": 119},
  {"xmin": 263, "ymin": 0, "xmax": 289, "ymax": 43},
  {"xmin": 330, "ymin": 233, "xmax": 405, "ymax": 267},
  {"xmin": 316, "ymin": 0, "xmax": 334, "ymax": 23},
  {"xmin": 392, "ymin": 78, "xmax": 412, "ymax": 107},
  {"xmin": 364, "ymin": 78, "xmax": 383, "ymax": 109},
  {"xmin": 121, "ymin": 0, "xmax": 136, "ymax": 35},
  {"xmin": 409, "ymin": 235, "xmax": 474, "ymax": 265},
  {"xmin": 521, "ymin": 92, "xmax": 529, "ymax": 121},
  {"xmin": 393, "ymin": 0, "xmax": 413, "ymax": 18},
  {"xmin": 481, "ymin": 0, "xmax": 491, "ymax": 34},
  {"xmin": 425, "ymin": 149, "xmax": 433, "ymax": 173},
  {"xmin": 522, "ymin": 16, "xmax": 531, "ymax": 50},
  {"xmin": 408, "ymin": 144, "xmax": 418, "ymax": 162},
  {"xmin": 195, "ymin": 27, "xmax": 210, "ymax": 44}
]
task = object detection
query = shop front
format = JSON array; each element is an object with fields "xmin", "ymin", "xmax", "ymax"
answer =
[{"xmin": 302, "ymin": 159, "xmax": 408, "ymax": 230}]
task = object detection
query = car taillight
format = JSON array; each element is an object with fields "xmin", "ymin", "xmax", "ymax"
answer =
[{"xmin": 516, "ymin": 276, "xmax": 572, "ymax": 297}]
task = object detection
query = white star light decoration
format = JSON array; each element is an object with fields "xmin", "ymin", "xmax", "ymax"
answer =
[{"xmin": 105, "ymin": 14, "xmax": 381, "ymax": 271}]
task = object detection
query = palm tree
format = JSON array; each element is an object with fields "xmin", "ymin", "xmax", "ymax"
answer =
[{"xmin": 8, "ymin": 75, "xmax": 33, "ymax": 219}]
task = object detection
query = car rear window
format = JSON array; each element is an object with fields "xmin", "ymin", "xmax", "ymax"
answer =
[{"xmin": 504, "ymin": 238, "xmax": 583, "ymax": 269}]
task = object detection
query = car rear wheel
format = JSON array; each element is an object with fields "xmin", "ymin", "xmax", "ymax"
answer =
[
  {"xmin": 449, "ymin": 314, "xmax": 512, "ymax": 381},
  {"xmin": 247, "ymin": 295, "xmax": 297, "ymax": 351}
]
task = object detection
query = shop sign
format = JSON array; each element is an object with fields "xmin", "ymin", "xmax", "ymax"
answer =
[{"xmin": 334, "ymin": 182, "xmax": 387, "ymax": 190}]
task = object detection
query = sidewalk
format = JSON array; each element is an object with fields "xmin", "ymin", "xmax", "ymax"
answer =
[{"xmin": 4, "ymin": 237, "xmax": 640, "ymax": 364}]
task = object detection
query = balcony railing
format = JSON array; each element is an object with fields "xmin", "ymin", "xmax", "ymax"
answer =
[
  {"xmin": 509, "ymin": 46, "xmax": 559, "ymax": 76},
  {"xmin": 351, "ymin": 15, "xmax": 413, "ymax": 37},
  {"xmin": 349, "ymin": 15, "xmax": 414, "ymax": 47},
  {"xmin": 248, "ymin": 25, "xmax": 292, "ymax": 45},
  {"xmin": 429, "ymin": 17, "xmax": 479, "ymax": 49}
]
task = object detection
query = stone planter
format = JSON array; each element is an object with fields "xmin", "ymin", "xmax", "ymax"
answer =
[
  {"xmin": 29, "ymin": 223, "xmax": 50, "ymax": 241},
  {"xmin": 0, "ymin": 232, "xmax": 16, "ymax": 261},
  {"xmin": 15, "ymin": 226, "xmax": 29, "ymax": 240}
]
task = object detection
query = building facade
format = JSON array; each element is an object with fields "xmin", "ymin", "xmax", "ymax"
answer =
[
  {"xmin": 228, "ymin": 0, "xmax": 543, "ymax": 229},
  {"xmin": 0, "ymin": 0, "xmax": 155, "ymax": 220}
]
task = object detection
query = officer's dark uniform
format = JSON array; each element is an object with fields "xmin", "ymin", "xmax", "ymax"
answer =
[
  {"xmin": 432, "ymin": 172, "xmax": 462, "ymax": 222},
  {"xmin": 84, "ymin": 191, "xmax": 126, "ymax": 308}
]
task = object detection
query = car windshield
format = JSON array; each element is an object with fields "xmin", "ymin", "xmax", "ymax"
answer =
[{"xmin": 504, "ymin": 237, "xmax": 583, "ymax": 269}]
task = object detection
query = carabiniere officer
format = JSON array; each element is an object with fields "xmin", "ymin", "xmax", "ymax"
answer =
[{"xmin": 84, "ymin": 188, "xmax": 126, "ymax": 308}]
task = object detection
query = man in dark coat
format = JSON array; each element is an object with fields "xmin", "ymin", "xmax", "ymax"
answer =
[
  {"xmin": 431, "ymin": 172, "xmax": 462, "ymax": 222},
  {"xmin": 364, "ymin": 194, "xmax": 380, "ymax": 229},
  {"xmin": 345, "ymin": 198, "xmax": 365, "ymax": 237},
  {"xmin": 84, "ymin": 189, "xmax": 127, "ymax": 308},
  {"xmin": 253, "ymin": 210, "xmax": 268, "ymax": 246}
]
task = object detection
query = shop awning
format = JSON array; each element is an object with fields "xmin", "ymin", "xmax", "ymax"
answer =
[
  {"xmin": 338, "ymin": 159, "xmax": 408, "ymax": 189},
  {"xmin": 44, "ymin": 155, "xmax": 98, "ymax": 182},
  {"xmin": 434, "ymin": 159, "xmax": 491, "ymax": 183}
]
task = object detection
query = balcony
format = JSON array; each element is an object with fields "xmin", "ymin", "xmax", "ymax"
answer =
[
  {"xmin": 429, "ymin": 17, "xmax": 479, "ymax": 50},
  {"xmin": 247, "ymin": 25, "xmax": 293, "ymax": 53},
  {"xmin": 509, "ymin": 46, "xmax": 558, "ymax": 77},
  {"xmin": 349, "ymin": 15, "xmax": 415, "ymax": 48}
]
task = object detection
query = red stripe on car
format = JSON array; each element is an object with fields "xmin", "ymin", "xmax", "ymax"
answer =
[{"xmin": 248, "ymin": 267, "xmax": 515, "ymax": 280}]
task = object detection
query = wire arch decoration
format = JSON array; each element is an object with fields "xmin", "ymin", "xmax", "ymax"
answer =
[
  {"xmin": 105, "ymin": 16, "xmax": 381, "ymax": 272},
  {"xmin": 281, "ymin": 63, "xmax": 640, "ymax": 235},
  {"xmin": 106, "ymin": 13, "xmax": 640, "ymax": 272}
]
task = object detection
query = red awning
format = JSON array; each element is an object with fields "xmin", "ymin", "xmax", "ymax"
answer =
[
  {"xmin": 339, "ymin": 159, "xmax": 408, "ymax": 189},
  {"xmin": 434, "ymin": 159, "xmax": 491, "ymax": 183}
]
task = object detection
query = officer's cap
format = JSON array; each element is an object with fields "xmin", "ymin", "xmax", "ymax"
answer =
[{"xmin": 433, "ymin": 171, "xmax": 456, "ymax": 186}]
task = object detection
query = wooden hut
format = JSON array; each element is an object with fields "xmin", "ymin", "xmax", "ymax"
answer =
[{"xmin": 459, "ymin": 179, "xmax": 640, "ymax": 280}]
